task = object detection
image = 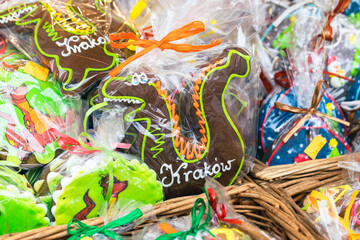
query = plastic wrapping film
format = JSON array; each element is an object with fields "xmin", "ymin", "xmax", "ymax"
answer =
[
  {"xmin": 0, "ymin": 38, "xmax": 80, "ymax": 168},
  {"xmin": 113, "ymin": 0, "xmax": 151, "ymax": 31},
  {"xmin": 256, "ymin": 1, "xmax": 354, "ymax": 165},
  {"xmin": 0, "ymin": 165, "xmax": 49, "ymax": 234},
  {"xmin": 322, "ymin": 14, "xmax": 360, "ymax": 102},
  {"xmin": 69, "ymin": 198, "xmax": 155, "ymax": 240},
  {"xmin": 256, "ymin": 2, "xmax": 325, "ymax": 91},
  {"xmin": 338, "ymin": 0, "xmax": 360, "ymax": 149},
  {"xmin": 32, "ymin": 109, "xmax": 163, "ymax": 225},
  {"xmin": 134, "ymin": 178, "xmax": 278, "ymax": 240},
  {"xmin": 339, "ymin": 153, "xmax": 360, "ymax": 234},
  {"xmin": 258, "ymin": 85, "xmax": 348, "ymax": 162},
  {"xmin": 302, "ymin": 155, "xmax": 360, "ymax": 240},
  {"xmin": 0, "ymin": 0, "xmax": 139, "ymax": 96},
  {"xmin": 90, "ymin": 0, "xmax": 261, "ymax": 199}
]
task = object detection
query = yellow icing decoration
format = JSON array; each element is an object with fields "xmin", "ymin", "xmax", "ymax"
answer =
[
  {"xmin": 211, "ymin": 228, "xmax": 244, "ymax": 240},
  {"xmin": 329, "ymin": 138, "xmax": 338, "ymax": 148},
  {"xmin": 304, "ymin": 135, "xmax": 327, "ymax": 160},
  {"xmin": 24, "ymin": 62, "xmax": 49, "ymax": 82},
  {"xmin": 350, "ymin": 34, "xmax": 357, "ymax": 45},
  {"xmin": 325, "ymin": 103, "xmax": 335, "ymax": 111},
  {"xmin": 289, "ymin": 15, "xmax": 296, "ymax": 22}
]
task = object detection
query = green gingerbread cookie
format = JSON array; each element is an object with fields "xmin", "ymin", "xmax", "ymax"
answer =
[
  {"xmin": 34, "ymin": 152, "xmax": 163, "ymax": 225},
  {"xmin": 0, "ymin": 166, "xmax": 48, "ymax": 235}
]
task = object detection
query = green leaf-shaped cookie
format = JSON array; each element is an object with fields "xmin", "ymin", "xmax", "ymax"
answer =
[
  {"xmin": 0, "ymin": 167, "xmax": 48, "ymax": 235},
  {"xmin": 52, "ymin": 153, "xmax": 163, "ymax": 225}
]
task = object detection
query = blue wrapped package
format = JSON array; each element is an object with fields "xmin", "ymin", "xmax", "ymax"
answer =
[{"xmin": 258, "ymin": 86, "xmax": 347, "ymax": 160}]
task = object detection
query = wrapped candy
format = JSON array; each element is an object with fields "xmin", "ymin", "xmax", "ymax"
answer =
[
  {"xmin": 317, "ymin": 8, "xmax": 360, "ymax": 102},
  {"xmin": 136, "ymin": 179, "xmax": 275, "ymax": 240},
  {"xmin": 259, "ymin": 80, "xmax": 351, "ymax": 165},
  {"xmin": 0, "ymin": 165, "xmax": 49, "ymax": 234},
  {"xmin": 257, "ymin": 1, "xmax": 325, "ymax": 90},
  {"xmin": 258, "ymin": 83, "xmax": 347, "ymax": 160},
  {"xmin": 33, "ymin": 107, "xmax": 163, "ymax": 225},
  {"xmin": 94, "ymin": 0, "xmax": 260, "ymax": 198},
  {"xmin": 0, "ymin": 45, "xmax": 78, "ymax": 167},
  {"xmin": 302, "ymin": 182, "xmax": 360, "ymax": 239},
  {"xmin": 0, "ymin": 0, "xmax": 138, "ymax": 96},
  {"xmin": 301, "ymin": 153, "xmax": 360, "ymax": 239},
  {"xmin": 67, "ymin": 199, "xmax": 153, "ymax": 240},
  {"xmin": 257, "ymin": 0, "xmax": 354, "ymax": 165},
  {"xmin": 98, "ymin": 46, "xmax": 250, "ymax": 198}
]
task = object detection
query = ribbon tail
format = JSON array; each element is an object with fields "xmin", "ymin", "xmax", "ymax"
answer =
[
  {"xmin": 109, "ymin": 46, "xmax": 156, "ymax": 77},
  {"xmin": 315, "ymin": 112, "xmax": 350, "ymax": 126},
  {"xmin": 167, "ymin": 39, "xmax": 222, "ymax": 52},
  {"xmin": 274, "ymin": 102, "xmax": 308, "ymax": 114},
  {"xmin": 283, "ymin": 113, "xmax": 311, "ymax": 143}
]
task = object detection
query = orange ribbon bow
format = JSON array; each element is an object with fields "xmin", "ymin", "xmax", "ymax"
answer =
[
  {"xmin": 109, "ymin": 21, "xmax": 222, "ymax": 77},
  {"xmin": 322, "ymin": 0, "xmax": 351, "ymax": 42},
  {"xmin": 313, "ymin": 0, "xmax": 351, "ymax": 50}
]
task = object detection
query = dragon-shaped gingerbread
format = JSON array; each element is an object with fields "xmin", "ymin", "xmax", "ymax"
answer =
[
  {"xmin": 98, "ymin": 47, "xmax": 250, "ymax": 198},
  {"xmin": 0, "ymin": 0, "xmax": 137, "ymax": 95}
]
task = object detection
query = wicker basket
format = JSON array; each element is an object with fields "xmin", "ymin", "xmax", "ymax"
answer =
[{"xmin": 2, "ymin": 153, "xmax": 357, "ymax": 240}]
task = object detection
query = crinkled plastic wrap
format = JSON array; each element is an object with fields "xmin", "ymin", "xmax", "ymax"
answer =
[
  {"xmin": 113, "ymin": 0, "xmax": 151, "ymax": 31},
  {"xmin": 257, "ymin": 2, "xmax": 325, "ymax": 90},
  {"xmin": 33, "ymin": 109, "xmax": 163, "ymax": 225},
  {"xmin": 323, "ymin": 15, "xmax": 360, "ymax": 102},
  {"xmin": 257, "ymin": 2, "xmax": 352, "ymax": 165},
  {"xmin": 83, "ymin": 200, "xmax": 154, "ymax": 240},
  {"xmin": 0, "ymin": 42, "xmax": 79, "ymax": 168},
  {"xmin": 135, "ymin": 179, "xmax": 277, "ymax": 240},
  {"xmin": 0, "ymin": 0, "xmax": 138, "ymax": 96},
  {"xmin": 301, "ymin": 153, "xmax": 360, "ymax": 238},
  {"xmin": 0, "ymin": 165, "xmax": 49, "ymax": 234},
  {"xmin": 94, "ymin": 0, "xmax": 260, "ymax": 199},
  {"xmin": 258, "ymin": 85, "xmax": 348, "ymax": 162},
  {"xmin": 34, "ymin": 151, "xmax": 163, "ymax": 225},
  {"xmin": 302, "ymin": 181, "xmax": 360, "ymax": 240}
]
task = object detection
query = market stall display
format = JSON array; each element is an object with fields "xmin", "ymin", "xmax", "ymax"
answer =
[{"xmin": 0, "ymin": 0, "xmax": 359, "ymax": 239}]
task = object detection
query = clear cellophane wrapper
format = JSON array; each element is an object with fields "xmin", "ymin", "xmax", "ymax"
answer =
[
  {"xmin": 32, "ymin": 109, "xmax": 163, "ymax": 225},
  {"xmin": 113, "ymin": 0, "xmax": 151, "ymax": 32},
  {"xmin": 301, "ymin": 154, "xmax": 360, "ymax": 238},
  {"xmin": 0, "ymin": 0, "xmax": 138, "ymax": 96},
  {"xmin": 87, "ymin": 200, "xmax": 155, "ymax": 240},
  {"xmin": 322, "ymin": 14, "xmax": 360, "ymax": 102},
  {"xmin": 134, "ymin": 178, "xmax": 277, "ymax": 240},
  {"xmin": 95, "ymin": 0, "xmax": 261, "ymax": 199},
  {"xmin": 0, "ymin": 37, "xmax": 81, "ymax": 168},
  {"xmin": 257, "ymin": 2, "xmax": 326, "ymax": 90},
  {"xmin": 258, "ymin": 2, "xmax": 353, "ymax": 165},
  {"xmin": 302, "ymin": 182, "xmax": 360, "ymax": 239},
  {"xmin": 0, "ymin": 165, "xmax": 49, "ymax": 235}
]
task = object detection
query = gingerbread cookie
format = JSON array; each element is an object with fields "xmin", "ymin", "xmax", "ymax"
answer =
[
  {"xmin": 258, "ymin": 86, "xmax": 347, "ymax": 160},
  {"xmin": 0, "ymin": 0, "xmax": 138, "ymax": 95},
  {"xmin": 0, "ymin": 166, "xmax": 49, "ymax": 234},
  {"xmin": 98, "ymin": 47, "xmax": 250, "ymax": 198},
  {"xmin": 33, "ymin": 152, "xmax": 163, "ymax": 225},
  {"xmin": 0, "ymin": 63, "xmax": 76, "ymax": 167}
]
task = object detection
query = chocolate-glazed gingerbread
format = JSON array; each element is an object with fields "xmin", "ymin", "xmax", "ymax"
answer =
[
  {"xmin": 98, "ymin": 47, "xmax": 250, "ymax": 198},
  {"xmin": 0, "ymin": 0, "xmax": 137, "ymax": 96}
]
